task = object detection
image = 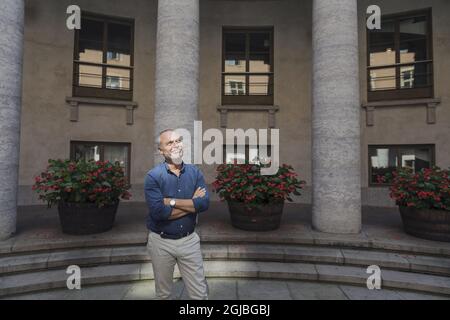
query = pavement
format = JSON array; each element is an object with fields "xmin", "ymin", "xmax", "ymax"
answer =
[{"xmin": 3, "ymin": 278, "xmax": 448, "ymax": 300}]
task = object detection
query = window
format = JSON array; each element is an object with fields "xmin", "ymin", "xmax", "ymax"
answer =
[
  {"xmin": 73, "ymin": 13, "xmax": 134, "ymax": 100},
  {"xmin": 229, "ymin": 81, "xmax": 245, "ymax": 95},
  {"xmin": 70, "ymin": 141, "xmax": 131, "ymax": 180},
  {"xmin": 223, "ymin": 144, "xmax": 272, "ymax": 164},
  {"xmin": 107, "ymin": 52, "xmax": 121, "ymax": 61},
  {"xmin": 369, "ymin": 145, "xmax": 435, "ymax": 185},
  {"xmin": 222, "ymin": 27, "xmax": 274, "ymax": 105},
  {"xmin": 106, "ymin": 76, "xmax": 122, "ymax": 89},
  {"xmin": 367, "ymin": 9, "xmax": 433, "ymax": 101}
]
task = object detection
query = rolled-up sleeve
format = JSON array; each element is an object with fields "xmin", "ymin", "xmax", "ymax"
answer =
[
  {"xmin": 144, "ymin": 173, "xmax": 172, "ymax": 221},
  {"xmin": 192, "ymin": 170, "xmax": 210, "ymax": 214}
]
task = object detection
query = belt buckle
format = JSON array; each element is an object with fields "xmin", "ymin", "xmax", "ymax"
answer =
[
  {"xmin": 159, "ymin": 232, "xmax": 170, "ymax": 239},
  {"xmin": 159, "ymin": 231, "xmax": 191, "ymax": 239}
]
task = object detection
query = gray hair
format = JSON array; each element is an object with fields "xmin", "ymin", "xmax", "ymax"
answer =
[{"xmin": 156, "ymin": 128, "xmax": 174, "ymax": 149}]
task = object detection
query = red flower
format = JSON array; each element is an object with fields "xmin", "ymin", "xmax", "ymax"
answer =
[
  {"xmin": 32, "ymin": 159, "xmax": 131, "ymax": 208},
  {"xmin": 212, "ymin": 163, "xmax": 305, "ymax": 206},
  {"xmin": 385, "ymin": 167, "xmax": 450, "ymax": 211}
]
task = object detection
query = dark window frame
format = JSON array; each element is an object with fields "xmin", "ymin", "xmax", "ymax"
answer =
[
  {"xmin": 222, "ymin": 144, "xmax": 272, "ymax": 164},
  {"xmin": 366, "ymin": 8, "xmax": 434, "ymax": 101},
  {"xmin": 368, "ymin": 144, "xmax": 435, "ymax": 187},
  {"xmin": 70, "ymin": 140, "xmax": 132, "ymax": 183},
  {"xmin": 222, "ymin": 27, "xmax": 274, "ymax": 105},
  {"xmin": 73, "ymin": 12, "xmax": 135, "ymax": 101}
]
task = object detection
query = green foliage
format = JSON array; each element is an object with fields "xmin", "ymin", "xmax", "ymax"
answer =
[
  {"xmin": 32, "ymin": 159, "xmax": 132, "ymax": 208},
  {"xmin": 212, "ymin": 163, "xmax": 306, "ymax": 206},
  {"xmin": 379, "ymin": 167, "xmax": 450, "ymax": 211}
]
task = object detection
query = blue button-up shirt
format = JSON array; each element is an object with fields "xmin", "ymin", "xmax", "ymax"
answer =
[{"xmin": 144, "ymin": 161, "xmax": 209, "ymax": 235}]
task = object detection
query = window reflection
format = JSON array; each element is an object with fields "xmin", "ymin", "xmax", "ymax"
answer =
[
  {"xmin": 222, "ymin": 29, "xmax": 273, "ymax": 103},
  {"xmin": 78, "ymin": 65, "xmax": 102, "ymax": 88},
  {"xmin": 107, "ymin": 23, "xmax": 132, "ymax": 68},
  {"xmin": 104, "ymin": 145, "xmax": 129, "ymax": 174},
  {"xmin": 369, "ymin": 21, "xmax": 395, "ymax": 67},
  {"xmin": 224, "ymin": 75, "xmax": 246, "ymax": 95},
  {"xmin": 71, "ymin": 142, "xmax": 130, "ymax": 177},
  {"xmin": 75, "ymin": 16, "xmax": 133, "ymax": 95},
  {"xmin": 367, "ymin": 11, "xmax": 432, "ymax": 98},
  {"xmin": 78, "ymin": 19, "xmax": 103, "ymax": 64},
  {"xmin": 74, "ymin": 144, "xmax": 101, "ymax": 162},
  {"xmin": 106, "ymin": 68, "xmax": 130, "ymax": 90},
  {"xmin": 249, "ymin": 75, "xmax": 270, "ymax": 95},
  {"xmin": 370, "ymin": 145, "xmax": 433, "ymax": 184},
  {"xmin": 400, "ymin": 16, "xmax": 427, "ymax": 63},
  {"xmin": 223, "ymin": 144, "xmax": 272, "ymax": 164}
]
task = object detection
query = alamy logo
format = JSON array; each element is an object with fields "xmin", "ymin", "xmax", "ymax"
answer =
[
  {"xmin": 66, "ymin": 5, "xmax": 81, "ymax": 30},
  {"xmin": 366, "ymin": 265, "xmax": 382, "ymax": 290},
  {"xmin": 165, "ymin": 123, "xmax": 280, "ymax": 175},
  {"xmin": 367, "ymin": 5, "xmax": 381, "ymax": 30},
  {"xmin": 66, "ymin": 4, "xmax": 381, "ymax": 32},
  {"xmin": 66, "ymin": 265, "xmax": 81, "ymax": 290}
]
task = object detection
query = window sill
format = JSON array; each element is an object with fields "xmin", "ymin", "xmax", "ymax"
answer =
[
  {"xmin": 217, "ymin": 105, "xmax": 279, "ymax": 128},
  {"xmin": 73, "ymin": 86, "xmax": 133, "ymax": 101},
  {"xmin": 66, "ymin": 96, "xmax": 138, "ymax": 125},
  {"xmin": 222, "ymin": 95, "xmax": 274, "ymax": 106},
  {"xmin": 361, "ymin": 98, "xmax": 441, "ymax": 126}
]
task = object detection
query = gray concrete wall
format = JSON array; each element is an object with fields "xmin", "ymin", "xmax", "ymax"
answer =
[{"xmin": 17, "ymin": 0, "xmax": 449, "ymax": 207}]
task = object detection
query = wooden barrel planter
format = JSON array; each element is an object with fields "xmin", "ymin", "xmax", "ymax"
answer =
[
  {"xmin": 399, "ymin": 206, "xmax": 450, "ymax": 242},
  {"xmin": 57, "ymin": 200, "xmax": 119, "ymax": 235},
  {"xmin": 227, "ymin": 200, "xmax": 284, "ymax": 231}
]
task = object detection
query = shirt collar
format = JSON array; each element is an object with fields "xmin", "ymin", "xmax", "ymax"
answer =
[{"xmin": 164, "ymin": 160, "xmax": 186, "ymax": 173}]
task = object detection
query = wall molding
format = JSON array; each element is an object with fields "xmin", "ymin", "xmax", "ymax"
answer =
[
  {"xmin": 65, "ymin": 97, "xmax": 138, "ymax": 125},
  {"xmin": 217, "ymin": 105, "xmax": 280, "ymax": 128},
  {"xmin": 361, "ymin": 98, "xmax": 441, "ymax": 126}
]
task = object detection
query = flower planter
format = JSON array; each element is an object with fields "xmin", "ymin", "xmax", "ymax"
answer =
[
  {"xmin": 57, "ymin": 200, "xmax": 119, "ymax": 235},
  {"xmin": 399, "ymin": 206, "xmax": 450, "ymax": 242},
  {"xmin": 227, "ymin": 200, "xmax": 284, "ymax": 231}
]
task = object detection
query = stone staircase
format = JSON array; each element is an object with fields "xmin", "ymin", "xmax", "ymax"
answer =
[{"xmin": 1, "ymin": 239, "xmax": 450, "ymax": 298}]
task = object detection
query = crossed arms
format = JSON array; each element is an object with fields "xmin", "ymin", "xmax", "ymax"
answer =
[
  {"xmin": 144, "ymin": 172, "xmax": 210, "ymax": 222},
  {"xmin": 162, "ymin": 187, "xmax": 206, "ymax": 220}
]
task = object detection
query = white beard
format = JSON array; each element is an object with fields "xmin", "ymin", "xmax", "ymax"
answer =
[{"xmin": 171, "ymin": 150, "xmax": 183, "ymax": 164}]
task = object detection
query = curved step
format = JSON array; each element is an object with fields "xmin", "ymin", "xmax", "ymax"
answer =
[
  {"xmin": 1, "ymin": 260, "xmax": 450, "ymax": 298},
  {"xmin": 3, "ymin": 231, "xmax": 450, "ymax": 258},
  {"xmin": 1, "ymin": 243, "xmax": 449, "ymax": 277},
  {"xmin": 3, "ymin": 279, "xmax": 448, "ymax": 300}
]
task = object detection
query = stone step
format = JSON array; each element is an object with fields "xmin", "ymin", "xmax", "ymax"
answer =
[
  {"xmin": 1, "ymin": 243, "xmax": 449, "ymax": 277},
  {"xmin": 4, "ymin": 279, "xmax": 449, "ymax": 300},
  {"xmin": 1, "ymin": 260, "xmax": 450, "ymax": 298},
  {"xmin": 3, "ymin": 231, "xmax": 450, "ymax": 258}
]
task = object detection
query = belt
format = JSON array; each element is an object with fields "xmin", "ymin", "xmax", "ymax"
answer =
[{"xmin": 158, "ymin": 231, "xmax": 193, "ymax": 240}]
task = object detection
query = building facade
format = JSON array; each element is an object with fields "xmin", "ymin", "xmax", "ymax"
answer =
[{"xmin": 0, "ymin": 0, "xmax": 449, "ymax": 239}]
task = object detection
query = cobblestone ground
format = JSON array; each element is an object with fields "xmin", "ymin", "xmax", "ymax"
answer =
[{"xmin": 3, "ymin": 279, "xmax": 448, "ymax": 300}]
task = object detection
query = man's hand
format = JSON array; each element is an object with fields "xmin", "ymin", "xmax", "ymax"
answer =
[
  {"xmin": 161, "ymin": 187, "xmax": 206, "ymax": 218},
  {"xmin": 163, "ymin": 187, "xmax": 206, "ymax": 205},
  {"xmin": 192, "ymin": 187, "xmax": 206, "ymax": 199}
]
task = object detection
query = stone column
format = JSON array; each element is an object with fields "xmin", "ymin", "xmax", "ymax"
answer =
[
  {"xmin": 154, "ymin": 0, "xmax": 200, "ymax": 164},
  {"xmin": 312, "ymin": 0, "xmax": 361, "ymax": 234},
  {"xmin": 0, "ymin": 0, "xmax": 25, "ymax": 240}
]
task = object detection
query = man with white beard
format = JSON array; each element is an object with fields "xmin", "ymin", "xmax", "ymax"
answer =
[{"xmin": 145, "ymin": 129, "xmax": 209, "ymax": 300}]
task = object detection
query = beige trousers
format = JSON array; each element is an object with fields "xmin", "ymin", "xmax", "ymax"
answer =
[{"xmin": 147, "ymin": 231, "xmax": 208, "ymax": 300}]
